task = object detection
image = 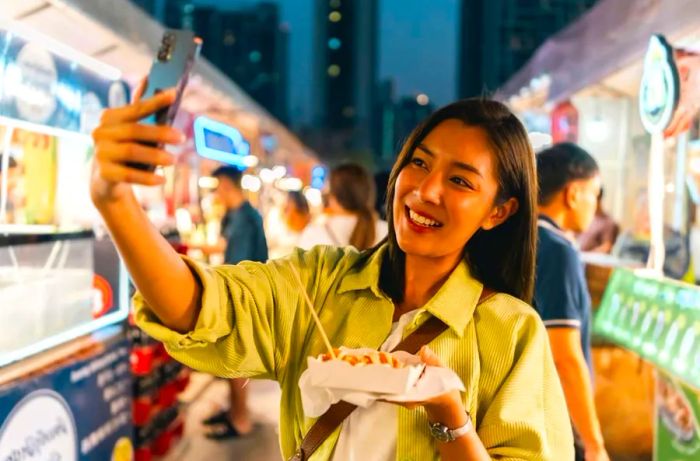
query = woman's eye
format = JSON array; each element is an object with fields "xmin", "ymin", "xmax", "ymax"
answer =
[
  {"xmin": 450, "ymin": 177, "xmax": 473, "ymax": 189},
  {"xmin": 411, "ymin": 157, "xmax": 427, "ymax": 168}
]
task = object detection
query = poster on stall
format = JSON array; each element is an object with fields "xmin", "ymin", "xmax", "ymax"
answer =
[
  {"xmin": 0, "ymin": 27, "xmax": 129, "ymax": 134},
  {"xmin": 0, "ymin": 335, "xmax": 133, "ymax": 460},
  {"xmin": 22, "ymin": 130, "xmax": 57, "ymax": 225},
  {"xmin": 655, "ymin": 373, "xmax": 700, "ymax": 460}
]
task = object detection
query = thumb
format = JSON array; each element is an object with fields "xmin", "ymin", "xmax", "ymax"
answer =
[{"xmin": 419, "ymin": 346, "xmax": 444, "ymax": 367}]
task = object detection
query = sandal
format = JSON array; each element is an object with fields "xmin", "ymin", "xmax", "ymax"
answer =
[
  {"xmin": 204, "ymin": 417, "xmax": 244, "ymax": 440},
  {"xmin": 202, "ymin": 409, "xmax": 229, "ymax": 426}
]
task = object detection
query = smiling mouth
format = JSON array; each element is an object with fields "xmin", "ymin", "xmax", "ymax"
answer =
[{"xmin": 405, "ymin": 206, "xmax": 444, "ymax": 228}]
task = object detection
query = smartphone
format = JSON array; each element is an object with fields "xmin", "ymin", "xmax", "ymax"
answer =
[{"xmin": 128, "ymin": 29, "xmax": 202, "ymax": 171}]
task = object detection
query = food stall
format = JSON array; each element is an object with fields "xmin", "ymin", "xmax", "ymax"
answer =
[
  {"xmin": 0, "ymin": 23, "xmax": 134, "ymax": 460},
  {"xmin": 497, "ymin": 1, "xmax": 700, "ymax": 458},
  {"xmin": 593, "ymin": 35, "xmax": 700, "ymax": 461}
]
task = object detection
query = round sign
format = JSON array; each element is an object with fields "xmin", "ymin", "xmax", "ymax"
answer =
[
  {"xmin": 13, "ymin": 43, "xmax": 59, "ymax": 124},
  {"xmin": 0, "ymin": 390, "xmax": 78, "ymax": 460},
  {"xmin": 639, "ymin": 35, "xmax": 680, "ymax": 134}
]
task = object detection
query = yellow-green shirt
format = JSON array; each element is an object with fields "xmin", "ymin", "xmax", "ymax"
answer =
[{"xmin": 134, "ymin": 244, "xmax": 574, "ymax": 460}]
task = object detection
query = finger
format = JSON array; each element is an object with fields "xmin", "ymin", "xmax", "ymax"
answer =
[
  {"xmin": 132, "ymin": 77, "xmax": 148, "ymax": 103},
  {"xmin": 96, "ymin": 142, "xmax": 175, "ymax": 168},
  {"xmin": 419, "ymin": 346, "xmax": 444, "ymax": 367},
  {"xmin": 97, "ymin": 162, "xmax": 166, "ymax": 186},
  {"xmin": 100, "ymin": 88, "xmax": 177, "ymax": 124},
  {"xmin": 93, "ymin": 123, "xmax": 184, "ymax": 145}
]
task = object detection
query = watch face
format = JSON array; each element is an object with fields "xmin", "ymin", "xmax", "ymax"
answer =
[{"xmin": 430, "ymin": 423, "xmax": 453, "ymax": 443}]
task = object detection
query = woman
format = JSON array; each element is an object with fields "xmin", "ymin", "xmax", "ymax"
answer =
[
  {"xmin": 91, "ymin": 85, "xmax": 573, "ymax": 460},
  {"xmin": 299, "ymin": 163, "xmax": 387, "ymax": 250}
]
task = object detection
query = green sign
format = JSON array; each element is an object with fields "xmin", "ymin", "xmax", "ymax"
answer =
[
  {"xmin": 656, "ymin": 373, "xmax": 700, "ymax": 460},
  {"xmin": 593, "ymin": 269, "xmax": 700, "ymax": 389}
]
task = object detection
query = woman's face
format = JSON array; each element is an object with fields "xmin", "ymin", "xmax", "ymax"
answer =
[{"xmin": 393, "ymin": 120, "xmax": 516, "ymax": 261}]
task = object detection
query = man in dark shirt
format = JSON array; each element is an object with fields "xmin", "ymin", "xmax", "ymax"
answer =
[
  {"xmin": 204, "ymin": 166, "xmax": 268, "ymax": 439},
  {"xmin": 535, "ymin": 143, "xmax": 609, "ymax": 461}
]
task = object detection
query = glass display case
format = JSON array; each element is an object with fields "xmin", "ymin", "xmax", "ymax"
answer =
[{"xmin": 0, "ymin": 231, "xmax": 129, "ymax": 367}]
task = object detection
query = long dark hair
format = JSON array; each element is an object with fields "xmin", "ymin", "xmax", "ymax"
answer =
[
  {"xmin": 329, "ymin": 163, "xmax": 377, "ymax": 250},
  {"xmin": 379, "ymin": 98, "xmax": 538, "ymax": 303}
]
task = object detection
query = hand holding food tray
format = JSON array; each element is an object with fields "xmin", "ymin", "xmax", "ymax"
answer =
[
  {"xmin": 287, "ymin": 264, "xmax": 465, "ymax": 417},
  {"xmin": 299, "ymin": 348, "xmax": 465, "ymax": 417}
]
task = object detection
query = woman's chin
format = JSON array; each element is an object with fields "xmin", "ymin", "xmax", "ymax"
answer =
[{"xmin": 396, "ymin": 238, "xmax": 436, "ymax": 258}]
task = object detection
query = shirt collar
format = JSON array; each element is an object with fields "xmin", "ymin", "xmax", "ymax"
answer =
[
  {"xmin": 337, "ymin": 243, "xmax": 485, "ymax": 337},
  {"xmin": 537, "ymin": 214, "xmax": 561, "ymax": 230},
  {"xmin": 538, "ymin": 214, "xmax": 576, "ymax": 245}
]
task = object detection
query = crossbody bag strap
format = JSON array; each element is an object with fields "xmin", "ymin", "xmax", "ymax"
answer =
[{"xmin": 289, "ymin": 287, "xmax": 495, "ymax": 461}]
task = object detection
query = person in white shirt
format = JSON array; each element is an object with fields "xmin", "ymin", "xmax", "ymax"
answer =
[
  {"xmin": 267, "ymin": 191, "xmax": 311, "ymax": 259},
  {"xmin": 299, "ymin": 163, "xmax": 388, "ymax": 250}
]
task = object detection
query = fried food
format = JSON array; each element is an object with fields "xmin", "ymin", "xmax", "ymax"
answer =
[{"xmin": 318, "ymin": 349, "xmax": 405, "ymax": 368}]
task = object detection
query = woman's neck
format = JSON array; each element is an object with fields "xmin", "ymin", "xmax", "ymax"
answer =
[{"xmin": 396, "ymin": 252, "xmax": 462, "ymax": 315}]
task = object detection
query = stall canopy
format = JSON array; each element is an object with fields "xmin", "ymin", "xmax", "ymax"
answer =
[
  {"xmin": 0, "ymin": 0, "xmax": 315, "ymax": 167},
  {"xmin": 498, "ymin": 0, "xmax": 700, "ymax": 104}
]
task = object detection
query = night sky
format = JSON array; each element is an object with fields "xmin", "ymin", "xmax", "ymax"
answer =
[{"xmin": 196, "ymin": 0, "xmax": 459, "ymax": 126}]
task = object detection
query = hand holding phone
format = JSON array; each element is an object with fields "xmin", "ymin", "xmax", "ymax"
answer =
[{"xmin": 127, "ymin": 29, "xmax": 202, "ymax": 170}]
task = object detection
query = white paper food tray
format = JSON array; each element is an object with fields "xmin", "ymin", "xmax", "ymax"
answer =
[{"xmin": 306, "ymin": 348, "xmax": 425, "ymax": 395}]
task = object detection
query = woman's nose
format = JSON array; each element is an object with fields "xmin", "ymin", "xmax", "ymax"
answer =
[{"xmin": 416, "ymin": 170, "xmax": 443, "ymax": 205}]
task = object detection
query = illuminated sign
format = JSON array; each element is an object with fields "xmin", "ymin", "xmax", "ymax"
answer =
[
  {"xmin": 311, "ymin": 165, "xmax": 327, "ymax": 189},
  {"xmin": 193, "ymin": 116, "xmax": 250, "ymax": 169},
  {"xmin": 639, "ymin": 35, "xmax": 680, "ymax": 134}
]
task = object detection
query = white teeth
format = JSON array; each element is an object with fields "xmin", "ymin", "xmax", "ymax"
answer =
[{"xmin": 408, "ymin": 209, "xmax": 441, "ymax": 227}]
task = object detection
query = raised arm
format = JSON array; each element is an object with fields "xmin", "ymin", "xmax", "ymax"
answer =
[{"xmin": 90, "ymin": 83, "xmax": 200, "ymax": 333}]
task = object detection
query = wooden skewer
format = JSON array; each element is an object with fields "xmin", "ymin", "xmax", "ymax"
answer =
[{"xmin": 288, "ymin": 263, "xmax": 337, "ymax": 359}]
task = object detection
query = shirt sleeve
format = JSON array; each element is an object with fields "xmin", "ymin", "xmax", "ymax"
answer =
[
  {"xmin": 476, "ymin": 310, "xmax": 575, "ymax": 460},
  {"xmin": 133, "ymin": 246, "xmax": 331, "ymax": 381},
  {"xmin": 534, "ymin": 244, "xmax": 585, "ymax": 329}
]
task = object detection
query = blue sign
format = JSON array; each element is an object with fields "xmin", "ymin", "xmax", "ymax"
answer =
[
  {"xmin": 0, "ymin": 333, "xmax": 133, "ymax": 460},
  {"xmin": 0, "ymin": 27, "xmax": 129, "ymax": 134},
  {"xmin": 193, "ymin": 115, "xmax": 250, "ymax": 169}
]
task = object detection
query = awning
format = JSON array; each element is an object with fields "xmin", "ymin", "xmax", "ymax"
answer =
[
  {"xmin": 498, "ymin": 0, "xmax": 700, "ymax": 104},
  {"xmin": 0, "ymin": 0, "xmax": 315, "ymax": 167}
]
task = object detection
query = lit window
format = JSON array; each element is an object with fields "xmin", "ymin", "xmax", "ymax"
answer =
[
  {"xmin": 329, "ymin": 11, "xmax": 342, "ymax": 22},
  {"xmin": 328, "ymin": 38, "xmax": 341, "ymax": 50},
  {"xmin": 327, "ymin": 65, "xmax": 341, "ymax": 77}
]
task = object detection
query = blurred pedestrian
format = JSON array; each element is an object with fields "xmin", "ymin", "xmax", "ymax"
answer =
[
  {"xmin": 267, "ymin": 190, "xmax": 311, "ymax": 259},
  {"xmin": 299, "ymin": 163, "xmax": 388, "ymax": 250},
  {"xmin": 202, "ymin": 166, "xmax": 268, "ymax": 440},
  {"xmin": 578, "ymin": 188, "xmax": 619, "ymax": 253},
  {"xmin": 534, "ymin": 143, "xmax": 610, "ymax": 461}
]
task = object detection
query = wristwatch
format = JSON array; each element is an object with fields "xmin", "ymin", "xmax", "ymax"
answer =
[{"xmin": 429, "ymin": 414, "xmax": 473, "ymax": 443}]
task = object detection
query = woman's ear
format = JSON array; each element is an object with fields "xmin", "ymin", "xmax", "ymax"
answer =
[{"xmin": 481, "ymin": 197, "xmax": 519, "ymax": 231}]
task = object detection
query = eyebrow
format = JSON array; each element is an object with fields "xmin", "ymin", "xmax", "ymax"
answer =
[{"xmin": 416, "ymin": 144, "xmax": 483, "ymax": 178}]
